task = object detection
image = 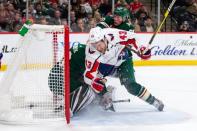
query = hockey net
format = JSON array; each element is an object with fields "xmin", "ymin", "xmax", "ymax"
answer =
[{"xmin": 0, "ymin": 24, "xmax": 70, "ymax": 124}]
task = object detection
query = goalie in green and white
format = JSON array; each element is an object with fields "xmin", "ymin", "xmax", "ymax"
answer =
[
  {"xmin": 48, "ymin": 41, "xmax": 117, "ymax": 114},
  {"xmin": 48, "ymin": 43, "xmax": 97, "ymax": 115}
]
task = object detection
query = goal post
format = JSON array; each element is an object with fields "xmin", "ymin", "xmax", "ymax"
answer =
[
  {"xmin": 0, "ymin": 24, "xmax": 70, "ymax": 124},
  {"xmin": 64, "ymin": 26, "xmax": 70, "ymax": 124}
]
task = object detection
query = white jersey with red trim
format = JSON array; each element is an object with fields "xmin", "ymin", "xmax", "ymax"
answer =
[{"xmin": 84, "ymin": 28, "xmax": 137, "ymax": 93}]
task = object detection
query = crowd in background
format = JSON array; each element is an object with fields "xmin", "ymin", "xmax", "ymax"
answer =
[
  {"xmin": 172, "ymin": 0, "xmax": 197, "ymax": 32},
  {"xmin": 0, "ymin": 0, "xmax": 196, "ymax": 32}
]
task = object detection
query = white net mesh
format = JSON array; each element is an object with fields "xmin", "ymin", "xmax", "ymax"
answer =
[{"xmin": 0, "ymin": 24, "xmax": 66, "ymax": 124}]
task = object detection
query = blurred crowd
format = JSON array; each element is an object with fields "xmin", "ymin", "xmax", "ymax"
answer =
[
  {"xmin": 0, "ymin": 0, "xmax": 196, "ymax": 32},
  {"xmin": 162, "ymin": 0, "xmax": 197, "ymax": 32},
  {"xmin": 172, "ymin": 0, "xmax": 197, "ymax": 32},
  {"xmin": 0, "ymin": 0, "xmax": 157, "ymax": 32}
]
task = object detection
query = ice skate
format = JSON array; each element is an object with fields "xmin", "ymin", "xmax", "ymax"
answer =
[{"xmin": 152, "ymin": 98, "xmax": 164, "ymax": 111}]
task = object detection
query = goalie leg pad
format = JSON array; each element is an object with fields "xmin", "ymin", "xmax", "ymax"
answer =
[{"xmin": 70, "ymin": 84, "xmax": 96, "ymax": 114}]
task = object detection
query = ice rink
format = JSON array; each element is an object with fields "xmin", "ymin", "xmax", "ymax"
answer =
[{"xmin": 0, "ymin": 66, "xmax": 197, "ymax": 131}]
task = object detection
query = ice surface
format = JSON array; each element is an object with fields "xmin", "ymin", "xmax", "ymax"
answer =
[{"xmin": 0, "ymin": 66, "xmax": 197, "ymax": 131}]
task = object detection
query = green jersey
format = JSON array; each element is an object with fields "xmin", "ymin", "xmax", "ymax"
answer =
[
  {"xmin": 97, "ymin": 16, "xmax": 134, "ymax": 31},
  {"xmin": 70, "ymin": 43, "xmax": 86, "ymax": 92},
  {"xmin": 48, "ymin": 43, "xmax": 86, "ymax": 94}
]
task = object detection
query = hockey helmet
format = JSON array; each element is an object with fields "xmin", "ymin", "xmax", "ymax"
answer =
[
  {"xmin": 88, "ymin": 27, "xmax": 104, "ymax": 44},
  {"xmin": 114, "ymin": 6, "xmax": 130, "ymax": 22}
]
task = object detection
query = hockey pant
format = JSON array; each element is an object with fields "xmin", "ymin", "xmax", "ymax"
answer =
[{"xmin": 117, "ymin": 58, "xmax": 156, "ymax": 104}]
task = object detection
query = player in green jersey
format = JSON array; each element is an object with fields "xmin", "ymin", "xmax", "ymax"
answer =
[{"xmin": 97, "ymin": 6, "xmax": 134, "ymax": 31}]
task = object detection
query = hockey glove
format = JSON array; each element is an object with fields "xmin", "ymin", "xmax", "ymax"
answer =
[
  {"xmin": 92, "ymin": 78, "xmax": 107, "ymax": 94},
  {"xmin": 99, "ymin": 85, "xmax": 115, "ymax": 111},
  {"xmin": 138, "ymin": 46, "xmax": 151, "ymax": 60}
]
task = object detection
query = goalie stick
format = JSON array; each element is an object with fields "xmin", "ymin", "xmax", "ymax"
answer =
[{"xmin": 112, "ymin": 99, "xmax": 130, "ymax": 103}]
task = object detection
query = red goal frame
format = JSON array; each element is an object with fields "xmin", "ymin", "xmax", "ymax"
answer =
[{"xmin": 64, "ymin": 26, "xmax": 70, "ymax": 124}]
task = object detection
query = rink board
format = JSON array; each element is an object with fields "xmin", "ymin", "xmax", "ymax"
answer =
[{"xmin": 0, "ymin": 32, "xmax": 197, "ymax": 71}]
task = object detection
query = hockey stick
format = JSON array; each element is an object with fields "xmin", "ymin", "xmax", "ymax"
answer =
[
  {"xmin": 144, "ymin": 0, "xmax": 177, "ymax": 52},
  {"xmin": 112, "ymin": 99, "xmax": 130, "ymax": 103}
]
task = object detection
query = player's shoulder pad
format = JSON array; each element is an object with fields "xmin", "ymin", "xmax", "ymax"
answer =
[
  {"xmin": 97, "ymin": 16, "xmax": 114, "ymax": 28},
  {"xmin": 126, "ymin": 23, "xmax": 135, "ymax": 30}
]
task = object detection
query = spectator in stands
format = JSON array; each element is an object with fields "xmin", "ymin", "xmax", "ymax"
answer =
[
  {"xmin": 34, "ymin": 3, "xmax": 48, "ymax": 19},
  {"xmin": 49, "ymin": 10, "xmax": 62, "ymax": 25},
  {"xmin": 94, "ymin": 11, "xmax": 102, "ymax": 23},
  {"xmin": 22, "ymin": 3, "xmax": 36, "ymax": 18},
  {"xmin": 89, "ymin": 0, "xmax": 100, "ymax": 6},
  {"xmin": 129, "ymin": 0, "xmax": 143, "ymax": 14},
  {"xmin": 71, "ymin": 18, "xmax": 89, "ymax": 32},
  {"xmin": 135, "ymin": 5, "xmax": 149, "ymax": 19},
  {"xmin": 116, "ymin": 0, "xmax": 129, "ymax": 8},
  {"xmin": 61, "ymin": 18, "xmax": 68, "ymax": 26},
  {"xmin": 70, "ymin": 10, "xmax": 77, "ymax": 27},
  {"xmin": 59, "ymin": 1, "xmax": 68, "ymax": 18},
  {"xmin": 80, "ymin": 0, "xmax": 92, "ymax": 14},
  {"xmin": 140, "ymin": 16, "xmax": 155, "ymax": 32},
  {"xmin": 173, "ymin": 0, "xmax": 197, "ymax": 32},
  {"xmin": 13, "ymin": 23, "xmax": 22, "ymax": 32},
  {"xmin": 137, "ymin": 11, "xmax": 148, "ymax": 27},
  {"xmin": 91, "ymin": 4, "xmax": 99, "ymax": 15},
  {"xmin": 9, "ymin": 11, "xmax": 23, "ymax": 32},
  {"xmin": 59, "ymin": 0, "xmax": 68, "ymax": 5},
  {"xmin": 6, "ymin": 3, "xmax": 16, "ymax": 23},
  {"xmin": 77, "ymin": 4, "xmax": 88, "ymax": 18},
  {"xmin": 84, "ymin": 12, "xmax": 93, "ymax": 25},
  {"xmin": 87, "ymin": 18, "xmax": 96, "ymax": 31},
  {"xmin": 186, "ymin": 0, "xmax": 197, "ymax": 16},
  {"xmin": 39, "ymin": 16, "xmax": 49, "ymax": 25},
  {"xmin": 0, "ymin": 3, "xmax": 8, "ymax": 31},
  {"xmin": 98, "ymin": 0, "xmax": 112, "ymax": 16},
  {"xmin": 61, "ymin": 18, "xmax": 73, "ymax": 31},
  {"xmin": 178, "ymin": 20, "xmax": 196, "ymax": 32},
  {"xmin": 133, "ymin": 19, "xmax": 141, "ymax": 32},
  {"xmin": 47, "ymin": 2, "xmax": 60, "ymax": 18}
]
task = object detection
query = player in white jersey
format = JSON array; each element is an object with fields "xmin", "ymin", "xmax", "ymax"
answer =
[{"xmin": 84, "ymin": 27, "xmax": 164, "ymax": 111}]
